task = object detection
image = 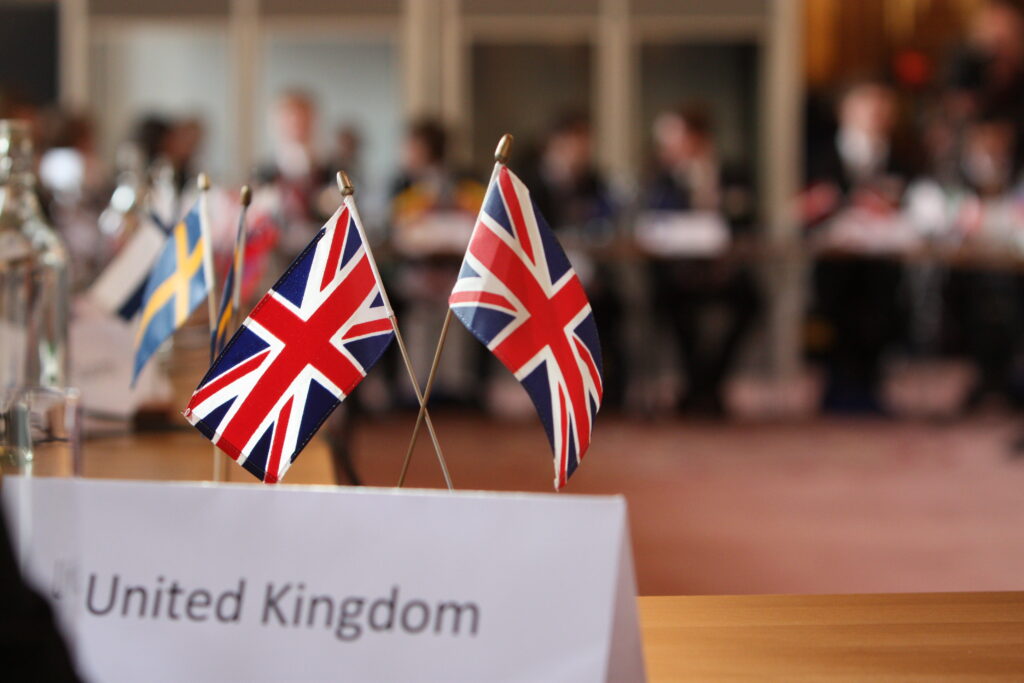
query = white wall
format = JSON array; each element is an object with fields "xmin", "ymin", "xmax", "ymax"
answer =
[{"xmin": 89, "ymin": 24, "xmax": 231, "ymax": 179}]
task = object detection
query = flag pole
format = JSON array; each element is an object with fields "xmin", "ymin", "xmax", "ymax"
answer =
[
  {"xmin": 197, "ymin": 173, "xmax": 225, "ymax": 483},
  {"xmin": 198, "ymin": 173, "xmax": 218, "ymax": 327},
  {"xmin": 396, "ymin": 133, "xmax": 514, "ymax": 487},
  {"xmin": 231, "ymin": 185, "xmax": 252, "ymax": 333},
  {"xmin": 336, "ymin": 172, "xmax": 454, "ymax": 491},
  {"xmin": 215, "ymin": 185, "xmax": 252, "ymax": 485},
  {"xmin": 396, "ymin": 308, "xmax": 452, "ymax": 487}
]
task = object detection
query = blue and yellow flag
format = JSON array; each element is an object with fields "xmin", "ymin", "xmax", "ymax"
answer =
[
  {"xmin": 132, "ymin": 203, "xmax": 208, "ymax": 383},
  {"xmin": 210, "ymin": 204, "xmax": 247, "ymax": 361}
]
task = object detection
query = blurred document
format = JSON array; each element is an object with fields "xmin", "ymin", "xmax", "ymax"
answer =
[
  {"xmin": 635, "ymin": 210, "xmax": 730, "ymax": 257},
  {"xmin": 3, "ymin": 478, "xmax": 645, "ymax": 683},
  {"xmin": 817, "ymin": 207, "xmax": 921, "ymax": 254},
  {"xmin": 69, "ymin": 298, "xmax": 172, "ymax": 421},
  {"xmin": 88, "ymin": 218, "xmax": 166, "ymax": 318},
  {"xmin": 392, "ymin": 210, "xmax": 477, "ymax": 257}
]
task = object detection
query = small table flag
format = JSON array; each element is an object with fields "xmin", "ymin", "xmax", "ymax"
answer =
[{"xmin": 183, "ymin": 204, "xmax": 395, "ymax": 483}]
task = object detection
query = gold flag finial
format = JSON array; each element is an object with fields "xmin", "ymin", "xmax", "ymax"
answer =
[
  {"xmin": 197, "ymin": 172, "xmax": 211, "ymax": 192},
  {"xmin": 336, "ymin": 170, "xmax": 355, "ymax": 196},
  {"xmin": 495, "ymin": 134, "xmax": 513, "ymax": 164},
  {"xmin": 239, "ymin": 185, "xmax": 252, "ymax": 207}
]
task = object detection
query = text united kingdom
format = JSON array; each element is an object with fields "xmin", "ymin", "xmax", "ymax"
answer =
[{"xmin": 84, "ymin": 572, "xmax": 481, "ymax": 643}]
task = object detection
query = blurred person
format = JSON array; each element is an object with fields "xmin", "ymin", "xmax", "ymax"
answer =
[
  {"xmin": 521, "ymin": 113, "xmax": 615, "ymax": 239},
  {"xmin": 804, "ymin": 80, "xmax": 913, "ymax": 414},
  {"xmin": 163, "ymin": 117, "xmax": 203, "ymax": 194},
  {"xmin": 944, "ymin": 115, "xmax": 1024, "ymax": 411},
  {"xmin": 0, "ymin": 509, "xmax": 80, "ymax": 681},
  {"xmin": 269, "ymin": 90, "xmax": 322, "ymax": 185},
  {"xmin": 959, "ymin": 0, "xmax": 1024, "ymax": 126},
  {"xmin": 133, "ymin": 115, "xmax": 172, "ymax": 171},
  {"xmin": 520, "ymin": 113, "xmax": 625, "ymax": 405},
  {"xmin": 388, "ymin": 119, "xmax": 485, "ymax": 406},
  {"xmin": 258, "ymin": 90, "xmax": 330, "ymax": 254},
  {"xmin": 36, "ymin": 109, "xmax": 110, "ymax": 289},
  {"xmin": 641, "ymin": 104, "xmax": 759, "ymax": 416},
  {"xmin": 129, "ymin": 115, "xmax": 192, "ymax": 220},
  {"xmin": 804, "ymin": 79, "xmax": 911, "ymax": 219},
  {"xmin": 315, "ymin": 124, "xmax": 365, "ymax": 223},
  {"xmin": 960, "ymin": 115, "xmax": 1018, "ymax": 200},
  {"xmin": 921, "ymin": 1, "xmax": 1024, "ymax": 184},
  {"xmin": 37, "ymin": 109, "xmax": 105, "ymax": 202},
  {"xmin": 326, "ymin": 124, "xmax": 362, "ymax": 182}
]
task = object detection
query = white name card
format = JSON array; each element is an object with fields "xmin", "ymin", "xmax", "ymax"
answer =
[
  {"xmin": 3, "ymin": 477, "xmax": 644, "ymax": 683},
  {"xmin": 392, "ymin": 210, "xmax": 477, "ymax": 257},
  {"xmin": 635, "ymin": 210, "xmax": 731, "ymax": 257}
]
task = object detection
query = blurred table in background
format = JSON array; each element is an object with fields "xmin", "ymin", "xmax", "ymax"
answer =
[{"xmin": 640, "ymin": 592, "xmax": 1024, "ymax": 680}]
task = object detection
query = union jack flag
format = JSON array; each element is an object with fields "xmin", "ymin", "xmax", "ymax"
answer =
[
  {"xmin": 450, "ymin": 165, "xmax": 603, "ymax": 489},
  {"xmin": 183, "ymin": 205, "xmax": 395, "ymax": 483}
]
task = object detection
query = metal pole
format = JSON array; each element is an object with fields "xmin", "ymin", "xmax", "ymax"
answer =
[
  {"xmin": 337, "ymin": 172, "xmax": 453, "ymax": 490},
  {"xmin": 197, "ymin": 174, "xmax": 227, "ymax": 483},
  {"xmin": 216, "ymin": 185, "xmax": 251, "ymax": 485},
  {"xmin": 396, "ymin": 133, "xmax": 514, "ymax": 487},
  {"xmin": 397, "ymin": 308, "xmax": 452, "ymax": 487},
  {"xmin": 232, "ymin": 185, "xmax": 252, "ymax": 319}
]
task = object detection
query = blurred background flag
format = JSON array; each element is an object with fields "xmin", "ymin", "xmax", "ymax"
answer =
[
  {"xmin": 131, "ymin": 203, "xmax": 208, "ymax": 383},
  {"xmin": 183, "ymin": 205, "xmax": 395, "ymax": 483},
  {"xmin": 238, "ymin": 211, "xmax": 280, "ymax": 302},
  {"xmin": 210, "ymin": 188, "xmax": 251, "ymax": 360},
  {"xmin": 449, "ymin": 162, "xmax": 603, "ymax": 489},
  {"xmin": 88, "ymin": 211, "xmax": 173, "ymax": 320}
]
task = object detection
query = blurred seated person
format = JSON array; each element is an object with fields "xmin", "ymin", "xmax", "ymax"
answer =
[
  {"xmin": 956, "ymin": 1, "xmax": 1024, "ymax": 156},
  {"xmin": 519, "ymin": 114, "xmax": 625, "ymax": 404},
  {"xmin": 390, "ymin": 119, "xmax": 483, "ymax": 232},
  {"xmin": 520, "ymin": 113, "xmax": 616, "ymax": 241},
  {"xmin": 257, "ymin": 90, "xmax": 331, "ymax": 253},
  {"xmin": 326, "ymin": 124, "xmax": 362, "ymax": 186},
  {"xmin": 802, "ymin": 79, "xmax": 913, "ymax": 227},
  {"xmin": 128, "ymin": 116, "xmax": 182, "ymax": 220},
  {"xmin": 943, "ymin": 114, "xmax": 1024, "ymax": 410},
  {"xmin": 37, "ymin": 109, "xmax": 110, "ymax": 289},
  {"xmin": 388, "ymin": 119, "xmax": 485, "ymax": 405},
  {"xmin": 640, "ymin": 104, "xmax": 759, "ymax": 416},
  {"xmin": 164, "ymin": 117, "xmax": 203, "ymax": 197},
  {"xmin": 804, "ymin": 79, "xmax": 912, "ymax": 413}
]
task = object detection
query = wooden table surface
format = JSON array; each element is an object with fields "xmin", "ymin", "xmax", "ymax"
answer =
[
  {"xmin": 14, "ymin": 431, "xmax": 1024, "ymax": 679},
  {"xmin": 639, "ymin": 592, "xmax": 1024, "ymax": 680}
]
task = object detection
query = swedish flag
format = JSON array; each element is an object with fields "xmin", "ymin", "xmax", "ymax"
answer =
[{"xmin": 132, "ymin": 203, "xmax": 208, "ymax": 383}]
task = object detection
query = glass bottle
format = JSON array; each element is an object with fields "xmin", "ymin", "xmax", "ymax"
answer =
[
  {"xmin": 0, "ymin": 119, "xmax": 70, "ymax": 388},
  {"xmin": 0, "ymin": 119, "xmax": 71, "ymax": 467}
]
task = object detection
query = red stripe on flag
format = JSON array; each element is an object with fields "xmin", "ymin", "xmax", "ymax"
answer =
[
  {"xmin": 465, "ymin": 225, "xmax": 597, "ymax": 481},
  {"xmin": 187, "ymin": 349, "xmax": 271, "ymax": 409},
  {"xmin": 264, "ymin": 395, "xmax": 293, "ymax": 484},
  {"xmin": 498, "ymin": 167, "xmax": 535, "ymax": 265},
  {"xmin": 319, "ymin": 208, "xmax": 350, "ymax": 292},
  {"xmin": 216, "ymin": 262, "xmax": 373, "ymax": 457},
  {"xmin": 449, "ymin": 290, "xmax": 514, "ymax": 310},
  {"xmin": 558, "ymin": 384, "xmax": 568, "ymax": 489},
  {"xmin": 574, "ymin": 336, "xmax": 603, "ymax": 402},
  {"xmin": 343, "ymin": 318, "xmax": 393, "ymax": 339}
]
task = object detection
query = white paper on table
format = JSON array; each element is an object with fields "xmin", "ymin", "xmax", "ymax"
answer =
[
  {"xmin": 69, "ymin": 298, "xmax": 172, "ymax": 420},
  {"xmin": 635, "ymin": 210, "xmax": 731, "ymax": 257},
  {"xmin": 3, "ymin": 477, "xmax": 646, "ymax": 683},
  {"xmin": 392, "ymin": 210, "xmax": 477, "ymax": 257},
  {"xmin": 87, "ymin": 219, "xmax": 166, "ymax": 316},
  {"xmin": 818, "ymin": 207, "xmax": 922, "ymax": 254}
]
